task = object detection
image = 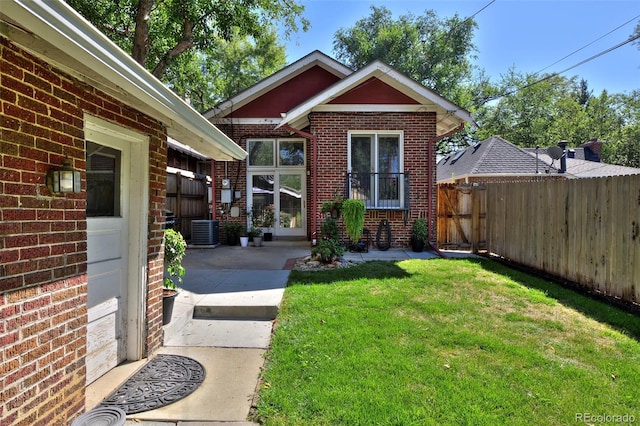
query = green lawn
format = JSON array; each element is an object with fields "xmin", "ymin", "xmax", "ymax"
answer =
[{"xmin": 254, "ymin": 258, "xmax": 640, "ymax": 425}]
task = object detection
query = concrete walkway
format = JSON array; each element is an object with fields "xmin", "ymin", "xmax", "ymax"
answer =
[{"xmin": 85, "ymin": 240, "xmax": 473, "ymax": 425}]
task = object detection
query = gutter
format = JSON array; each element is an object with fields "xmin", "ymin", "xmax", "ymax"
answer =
[{"xmin": 282, "ymin": 124, "xmax": 318, "ymax": 239}]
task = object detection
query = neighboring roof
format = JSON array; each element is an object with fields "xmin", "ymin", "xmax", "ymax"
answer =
[
  {"xmin": 527, "ymin": 151, "xmax": 640, "ymax": 178},
  {"xmin": 278, "ymin": 59, "xmax": 476, "ymax": 135},
  {"xmin": 0, "ymin": 0, "xmax": 246, "ymax": 161},
  {"xmin": 437, "ymin": 136, "xmax": 552, "ymax": 182},
  {"xmin": 204, "ymin": 50, "xmax": 353, "ymax": 120}
]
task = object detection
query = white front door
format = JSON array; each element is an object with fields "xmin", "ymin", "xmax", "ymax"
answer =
[
  {"xmin": 248, "ymin": 171, "xmax": 306, "ymax": 238},
  {"xmin": 84, "ymin": 115, "xmax": 149, "ymax": 385}
]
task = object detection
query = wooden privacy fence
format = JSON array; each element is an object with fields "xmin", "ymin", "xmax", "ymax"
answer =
[
  {"xmin": 486, "ymin": 175, "xmax": 640, "ymax": 303},
  {"xmin": 166, "ymin": 171, "xmax": 209, "ymax": 239},
  {"xmin": 437, "ymin": 183, "xmax": 487, "ymax": 252}
]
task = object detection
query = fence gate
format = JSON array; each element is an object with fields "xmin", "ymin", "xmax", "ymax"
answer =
[
  {"xmin": 437, "ymin": 183, "xmax": 486, "ymax": 252},
  {"xmin": 166, "ymin": 171, "xmax": 209, "ymax": 239}
]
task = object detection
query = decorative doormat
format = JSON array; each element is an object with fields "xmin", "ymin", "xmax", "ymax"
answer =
[{"xmin": 100, "ymin": 354, "xmax": 206, "ymax": 414}]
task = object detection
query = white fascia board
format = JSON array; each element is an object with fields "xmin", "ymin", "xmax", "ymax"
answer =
[
  {"xmin": 205, "ymin": 50, "xmax": 352, "ymax": 119},
  {"xmin": 278, "ymin": 60, "xmax": 476, "ymax": 132},
  {"xmin": 2, "ymin": 0, "xmax": 246, "ymax": 161}
]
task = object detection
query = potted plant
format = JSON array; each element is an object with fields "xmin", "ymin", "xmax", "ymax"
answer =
[
  {"xmin": 239, "ymin": 228, "xmax": 250, "ymax": 247},
  {"xmin": 249, "ymin": 225, "xmax": 263, "ymax": 247},
  {"xmin": 223, "ymin": 221, "xmax": 243, "ymax": 246},
  {"xmin": 321, "ymin": 194, "xmax": 344, "ymax": 219},
  {"xmin": 261, "ymin": 205, "xmax": 275, "ymax": 241},
  {"xmin": 163, "ymin": 228, "xmax": 186, "ymax": 325},
  {"xmin": 411, "ymin": 218, "xmax": 428, "ymax": 252},
  {"xmin": 342, "ymin": 199, "xmax": 365, "ymax": 250}
]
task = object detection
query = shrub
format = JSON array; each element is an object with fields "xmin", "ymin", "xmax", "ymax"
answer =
[
  {"xmin": 164, "ymin": 228, "xmax": 187, "ymax": 289},
  {"xmin": 312, "ymin": 238, "xmax": 345, "ymax": 263},
  {"xmin": 320, "ymin": 218, "xmax": 340, "ymax": 241},
  {"xmin": 412, "ymin": 218, "xmax": 428, "ymax": 243}
]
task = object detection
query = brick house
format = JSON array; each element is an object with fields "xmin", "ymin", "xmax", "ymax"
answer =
[
  {"xmin": 0, "ymin": 2, "xmax": 245, "ymax": 425},
  {"xmin": 205, "ymin": 51, "xmax": 475, "ymax": 247}
]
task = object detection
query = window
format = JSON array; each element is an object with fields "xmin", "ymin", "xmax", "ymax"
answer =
[
  {"xmin": 348, "ymin": 131, "xmax": 404, "ymax": 209},
  {"xmin": 86, "ymin": 141, "xmax": 121, "ymax": 217},
  {"xmin": 247, "ymin": 139, "xmax": 305, "ymax": 168},
  {"xmin": 248, "ymin": 140, "xmax": 275, "ymax": 167}
]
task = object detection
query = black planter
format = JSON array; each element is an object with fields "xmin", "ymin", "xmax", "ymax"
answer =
[
  {"xmin": 411, "ymin": 236, "xmax": 425, "ymax": 253},
  {"xmin": 263, "ymin": 232, "xmax": 273, "ymax": 241},
  {"xmin": 162, "ymin": 290, "xmax": 178, "ymax": 325},
  {"xmin": 227, "ymin": 234, "xmax": 239, "ymax": 246}
]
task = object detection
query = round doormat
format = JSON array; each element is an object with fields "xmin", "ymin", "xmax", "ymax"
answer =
[{"xmin": 100, "ymin": 354, "xmax": 206, "ymax": 414}]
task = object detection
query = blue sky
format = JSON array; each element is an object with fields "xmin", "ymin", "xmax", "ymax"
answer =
[{"xmin": 282, "ymin": 0, "xmax": 640, "ymax": 95}]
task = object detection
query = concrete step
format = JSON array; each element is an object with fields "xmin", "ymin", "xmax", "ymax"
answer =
[
  {"xmin": 194, "ymin": 304, "xmax": 278, "ymax": 320},
  {"xmin": 164, "ymin": 318, "xmax": 273, "ymax": 349}
]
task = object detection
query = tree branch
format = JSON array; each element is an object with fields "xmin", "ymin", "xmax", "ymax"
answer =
[
  {"xmin": 132, "ymin": 0, "xmax": 153, "ymax": 66},
  {"xmin": 152, "ymin": 19, "xmax": 194, "ymax": 79}
]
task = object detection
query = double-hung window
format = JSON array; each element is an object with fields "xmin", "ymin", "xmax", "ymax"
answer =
[{"xmin": 348, "ymin": 131, "xmax": 404, "ymax": 209}]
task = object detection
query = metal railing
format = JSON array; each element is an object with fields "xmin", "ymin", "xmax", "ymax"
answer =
[{"xmin": 347, "ymin": 172, "xmax": 409, "ymax": 210}]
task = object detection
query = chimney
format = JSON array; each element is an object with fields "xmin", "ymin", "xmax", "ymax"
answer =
[{"xmin": 558, "ymin": 140, "xmax": 568, "ymax": 173}]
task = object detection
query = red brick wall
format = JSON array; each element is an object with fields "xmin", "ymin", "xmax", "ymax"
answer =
[
  {"xmin": 213, "ymin": 111, "xmax": 438, "ymax": 248},
  {"xmin": 1, "ymin": 37, "xmax": 167, "ymax": 424},
  {"xmin": 311, "ymin": 111, "xmax": 438, "ymax": 247}
]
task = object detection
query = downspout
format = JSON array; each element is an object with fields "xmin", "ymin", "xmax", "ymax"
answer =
[
  {"xmin": 282, "ymin": 123, "xmax": 318, "ymax": 239},
  {"xmin": 426, "ymin": 123, "xmax": 466, "ymax": 244}
]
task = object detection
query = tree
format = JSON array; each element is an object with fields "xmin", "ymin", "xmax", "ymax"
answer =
[
  {"xmin": 333, "ymin": 6, "xmax": 477, "ymax": 104},
  {"xmin": 164, "ymin": 27, "xmax": 287, "ymax": 111},
  {"xmin": 67, "ymin": 0, "xmax": 307, "ymax": 109}
]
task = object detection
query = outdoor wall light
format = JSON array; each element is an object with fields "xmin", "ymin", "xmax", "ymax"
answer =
[{"xmin": 47, "ymin": 157, "xmax": 81, "ymax": 193}]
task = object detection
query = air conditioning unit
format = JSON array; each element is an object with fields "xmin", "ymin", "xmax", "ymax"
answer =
[{"xmin": 191, "ymin": 220, "xmax": 219, "ymax": 245}]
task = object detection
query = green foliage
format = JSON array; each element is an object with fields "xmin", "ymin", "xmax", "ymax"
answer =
[
  {"xmin": 320, "ymin": 195, "xmax": 343, "ymax": 214},
  {"xmin": 333, "ymin": 6, "xmax": 477, "ymax": 103},
  {"xmin": 411, "ymin": 218, "xmax": 428, "ymax": 243},
  {"xmin": 67, "ymin": 0, "xmax": 307, "ymax": 111},
  {"xmin": 164, "ymin": 228, "xmax": 186, "ymax": 289},
  {"xmin": 342, "ymin": 199, "xmax": 365, "ymax": 243},
  {"xmin": 311, "ymin": 238, "xmax": 345, "ymax": 264},
  {"xmin": 320, "ymin": 218, "xmax": 340, "ymax": 241}
]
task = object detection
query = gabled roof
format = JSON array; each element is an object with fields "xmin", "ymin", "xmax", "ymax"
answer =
[
  {"xmin": 437, "ymin": 136, "xmax": 553, "ymax": 182},
  {"xmin": 278, "ymin": 59, "xmax": 476, "ymax": 135},
  {"xmin": 204, "ymin": 50, "xmax": 353, "ymax": 120},
  {"xmin": 1, "ymin": 0, "xmax": 246, "ymax": 161}
]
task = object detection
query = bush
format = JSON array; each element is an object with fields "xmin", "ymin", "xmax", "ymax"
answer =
[
  {"xmin": 320, "ymin": 218, "xmax": 340, "ymax": 241},
  {"xmin": 412, "ymin": 218, "xmax": 428, "ymax": 243},
  {"xmin": 164, "ymin": 228, "xmax": 187, "ymax": 289},
  {"xmin": 312, "ymin": 238, "xmax": 345, "ymax": 264}
]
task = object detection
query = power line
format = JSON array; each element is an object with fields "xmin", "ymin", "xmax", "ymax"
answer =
[
  {"xmin": 536, "ymin": 13, "xmax": 640, "ymax": 74},
  {"xmin": 463, "ymin": 0, "xmax": 496, "ymax": 24},
  {"xmin": 482, "ymin": 32, "xmax": 640, "ymax": 104}
]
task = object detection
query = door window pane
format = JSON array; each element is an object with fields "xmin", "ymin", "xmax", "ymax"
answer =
[
  {"xmin": 350, "ymin": 136, "xmax": 372, "ymax": 201},
  {"xmin": 378, "ymin": 136, "xmax": 400, "ymax": 202},
  {"xmin": 248, "ymin": 140, "xmax": 274, "ymax": 166},
  {"xmin": 278, "ymin": 141, "xmax": 305, "ymax": 166},
  {"xmin": 86, "ymin": 141, "xmax": 121, "ymax": 217},
  {"xmin": 251, "ymin": 175, "xmax": 275, "ymax": 226},
  {"xmin": 279, "ymin": 174, "xmax": 302, "ymax": 229}
]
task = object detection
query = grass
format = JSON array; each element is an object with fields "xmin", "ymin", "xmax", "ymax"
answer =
[{"xmin": 254, "ymin": 258, "xmax": 640, "ymax": 425}]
